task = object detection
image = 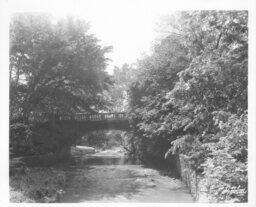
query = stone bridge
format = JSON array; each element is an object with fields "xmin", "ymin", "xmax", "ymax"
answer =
[
  {"xmin": 30, "ymin": 112, "xmax": 125, "ymax": 122},
  {"xmin": 30, "ymin": 112, "xmax": 130, "ymax": 133},
  {"xmin": 14, "ymin": 112, "xmax": 131, "ymax": 167},
  {"xmin": 26, "ymin": 112, "xmax": 131, "ymax": 161}
]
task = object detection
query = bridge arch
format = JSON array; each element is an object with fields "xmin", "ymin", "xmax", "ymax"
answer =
[{"xmin": 30, "ymin": 112, "xmax": 131, "ymax": 152}]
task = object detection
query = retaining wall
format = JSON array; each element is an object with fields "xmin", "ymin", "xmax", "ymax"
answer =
[{"xmin": 178, "ymin": 154, "xmax": 209, "ymax": 202}]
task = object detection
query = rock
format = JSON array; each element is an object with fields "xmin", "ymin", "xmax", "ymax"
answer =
[
  {"xmin": 135, "ymin": 178, "xmax": 157, "ymax": 188},
  {"xmin": 75, "ymin": 146, "xmax": 96, "ymax": 154},
  {"xmin": 146, "ymin": 182, "xmax": 157, "ymax": 188}
]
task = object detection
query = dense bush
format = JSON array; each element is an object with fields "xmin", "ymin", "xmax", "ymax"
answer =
[
  {"xmin": 10, "ymin": 122, "xmax": 34, "ymax": 156},
  {"xmin": 201, "ymin": 112, "xmax": 247, "ymax": 202},
  {"xmin": 10, "ymin": 167, "xmax": 67, "ymax": 202}
]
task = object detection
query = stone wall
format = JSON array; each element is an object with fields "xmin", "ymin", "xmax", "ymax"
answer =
[{"xmin": 178, "ymin": 154, "xmax": 209, "ymax": 202}]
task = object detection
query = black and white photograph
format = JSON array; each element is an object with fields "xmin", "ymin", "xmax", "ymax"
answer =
[{"xmin": 0, "ymin": 0, "xmax": 256, "ymax": 205}]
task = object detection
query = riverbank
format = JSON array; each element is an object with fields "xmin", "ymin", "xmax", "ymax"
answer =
[{"xmin": 10, "ymin": 166, "xmax": 67, "ymax": 202}]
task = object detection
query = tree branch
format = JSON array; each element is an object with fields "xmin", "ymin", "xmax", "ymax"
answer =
[{"xmin": 215, "ymin": 31, "xmax": 223, "ymax": 49}]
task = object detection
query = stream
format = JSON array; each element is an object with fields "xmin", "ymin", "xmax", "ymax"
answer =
[{"xmin": 56, "ymin": 146, "xmax": 194, "ymax": 203}]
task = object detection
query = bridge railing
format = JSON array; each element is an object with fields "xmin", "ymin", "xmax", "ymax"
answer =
[{"xmin": 29, "ymin": 112, "xmax": 127, "ymax": 122}]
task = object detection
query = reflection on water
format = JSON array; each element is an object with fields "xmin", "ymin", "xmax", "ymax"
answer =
[
  {"xmin": 71, "ymin": 146, "xmax": 136, "ymax": 166},
  {"xmin": 78, "ymin": 155, "xmax": 128, "ymax": 165}
]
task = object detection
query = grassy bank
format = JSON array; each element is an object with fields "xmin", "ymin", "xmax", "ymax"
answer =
[{"xmin": 10, "ymin": 167, "xmax": 68, "ymax": 203}]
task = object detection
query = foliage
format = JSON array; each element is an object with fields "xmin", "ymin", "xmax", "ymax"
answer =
[
  {"xmin": 9, "ymin": 13, "xmax": 112, "ymax": 155},
  {"xmin": 201, "ymin": 113, "xmax": 247, "ymax": 202},
  {"xmin": 80, "ymin": 130, "xmax": 125, "ymax": 150},
  {"xmin": 10, "ymin": 167, "xmax": 67, "ymax": 202},
  {"xmin": 128, "ymin": 11, "xmax": 247, "ymax": 202},
  {"xmin": 10, "ymin": 122, "xmax": 34, "ymax": 156},
  {"xmin": 80, "ymin": 131, "xmax": 107, "ymax": 149},
  {"xmin": 10, "ymin": 13, "xmax": 112, "ymax": 120},
  {"xmin": 104, "ymin": 64, "xmax": 139, "ymax": 112}
]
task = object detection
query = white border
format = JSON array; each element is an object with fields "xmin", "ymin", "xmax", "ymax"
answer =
[
  {"xmin": 1, "ymin": 0, "xmax": 255, "ymax": 206},
  {"xmin": 247, "ymin": 0, "xmax": 256, "ymax": 205},
  {"xmin": 0, "ymin": 0, "xmax": 10, "ymax": 205}
]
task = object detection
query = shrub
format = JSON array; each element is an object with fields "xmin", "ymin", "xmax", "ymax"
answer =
[{"xmin": 201, "ymin": 112, "xmax": 247, "ymax": 202}]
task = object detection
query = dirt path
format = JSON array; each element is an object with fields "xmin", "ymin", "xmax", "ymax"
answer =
[{"xmin": 59, "ymin": 148, "xmax": 194, "ymax": 203}]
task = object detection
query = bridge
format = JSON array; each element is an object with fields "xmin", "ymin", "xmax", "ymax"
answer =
[
  {"xmin": 29, "ymin": 112, "xmax": 127, "ymax": 123},
  {"xmin": 30, "ymin": 112, "xmax": 130, "ymax": 133},
  {"xmin": 22, "ymin": 112, "xmax": 131, "ymax": 166}
]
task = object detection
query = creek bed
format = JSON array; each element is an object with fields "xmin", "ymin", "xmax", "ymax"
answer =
[
  {"xmin": 10, "ymin": 147, "xmax": 194, "ymax": 203},
  {"xmin": 58, "ymin": 147, "xmax": 194, "ymax": 203}
]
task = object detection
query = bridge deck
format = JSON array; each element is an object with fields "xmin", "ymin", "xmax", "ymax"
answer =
[{"xmin": 29, "ymin": 112, "xmax": 127, "ymax": 122}]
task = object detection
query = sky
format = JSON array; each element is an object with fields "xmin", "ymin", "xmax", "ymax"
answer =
[
  {"xmin": 8, "ymin": 0, "xmax": 250, "ymax": 74},
  {"xmin": 9, "ymin": 0, "xmax": 175, "ymax": 74}
]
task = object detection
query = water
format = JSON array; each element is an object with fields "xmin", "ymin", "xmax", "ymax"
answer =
[{"xmin": 58, "ymin": 147, "xmax": 194, "ymax": 203}]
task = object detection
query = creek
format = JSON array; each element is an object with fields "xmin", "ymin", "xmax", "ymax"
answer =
[{"xmin": 57, "ymin": 146, "xmax": 194, "ymax": 203}]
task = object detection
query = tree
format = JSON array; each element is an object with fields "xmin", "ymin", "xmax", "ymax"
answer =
[
  {"xmin": 10, "ymin": 13, "xmax": 112, "ymax": 122},
  {"xmin": 105, "ymin": 63, "xmax": 139, "ymax": 112},
  {"xmin": 127, "ymin": 11, "xmax": 248, "ymax": 202},
  {"xmin": 9, "ymin": 13, "xmax": 113, "ymax": 155}
]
